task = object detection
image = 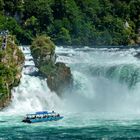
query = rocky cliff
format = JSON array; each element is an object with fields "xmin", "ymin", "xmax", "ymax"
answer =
[
  {"xmin": 30, "ymin": 35, "xmax": 73, "ymax": 96},
  {"xmin": 0, "ymin": 35, "xmax": 24, "ymax": 109}
]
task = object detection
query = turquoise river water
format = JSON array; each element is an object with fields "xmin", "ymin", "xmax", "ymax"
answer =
[{"xmin": 1, "ymin": 47, "xmax": 140, "ymax": 139}]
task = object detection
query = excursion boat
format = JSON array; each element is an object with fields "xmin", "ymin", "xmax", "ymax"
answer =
[{"xmin": 22, "ymin": 111, "xmax": 63, "ymax": 123}]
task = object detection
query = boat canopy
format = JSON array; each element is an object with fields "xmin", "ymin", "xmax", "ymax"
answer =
[
  {"xmin": 27, "ymin": 111, "xmax": 55, "ymax": 116},
  {"xmin": 36, "ymin": 111, "xmax": 49, "ymax": 115}
]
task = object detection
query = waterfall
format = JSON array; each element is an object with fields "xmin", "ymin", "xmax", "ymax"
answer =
[
  {"xmin": 4, "ymin": 46, "xmax": 140, "ymax": 115},
  {"xmin": 5, "ymin": 46, "xmax": 61, "ymax": 114},
  {"xmin": 56, "ymin": 47, "xmax": 140, "ymax": 114}
]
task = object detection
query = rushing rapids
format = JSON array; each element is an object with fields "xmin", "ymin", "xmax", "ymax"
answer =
[
  {"xmin": 4, "ymin": 46, "xmax": 61, "ymax": 114},
  {"xmin": 56, "ymin": 47, "xmax": 140, "ymax": 113},
  {"xmin": 3, "ymin": 46, "xmax": 140, "ymax": 114},
  {"xmin": 1, "ymin": 47, "xmax": 140, "ymax": 139}
]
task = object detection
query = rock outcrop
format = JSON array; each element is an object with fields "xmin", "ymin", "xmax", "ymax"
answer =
[
  {"xmin": 47, "ymin": 62, "xmax": 73, "ymax": 96},
  {"xmin": 0, "ymin": 35, "xmax": 24, "ymax": 109},
  {"xmin": 30, "ymin": 35, "xmax": 73, "ymax": 96}
]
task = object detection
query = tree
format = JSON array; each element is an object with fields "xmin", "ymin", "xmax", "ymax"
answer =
[
  {"xmin": 0, "ymin": 0, "xmax": 4, "ymax": 12},
  {"xmin": 24, "ymin": 16, "xmax": 39, "ymax": 35},
  {"xmin": 24, "ymin": 0, "xmax": 53, "ymax": 30},
  {"xmin": 129, "ymin": 0, "xmax": 140, "ymax": 28},
  {"xmin": 56, "ymin": 27, "xmax": 71, "ymax": 45}
]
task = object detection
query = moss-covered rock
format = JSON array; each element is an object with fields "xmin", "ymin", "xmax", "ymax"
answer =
[
  {"xmin": 0, "ymin": 35, "xmax": 24, "ymax": 109},
  {"xmin": 31, "ymin": 35, "xmax": 73, "ymax": 96},
  {"xmin": 31, "ymin": 35, "xmax": 56, "ymax": 67}
]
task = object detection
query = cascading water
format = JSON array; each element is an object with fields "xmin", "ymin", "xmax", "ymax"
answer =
[
  {"xmin": 56, "ymin": 47, "xmax": 140, "ymax": 114},
  {"xmin": 5, "ymin": 46, "xmax": 140, "ymax": 114},
  {"xmin": 6, "ymin": 75, "xmax": 61, "ymax": 114},
  {"xmin": 3, "ymin": 46, "xmax": 61, "ymax": 115},
  {"xmin": 2, "ymin": 46, "xmax": 140, "ymax": 139}
]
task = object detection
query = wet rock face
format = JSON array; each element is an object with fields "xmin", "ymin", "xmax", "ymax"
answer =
[
  {"xmin": 47, "ymin": 62, "xmax": 73, "ymax": 96},
  {"xmin": 31, "ymin": 35, "xmax": 73, "ymax": 96}
]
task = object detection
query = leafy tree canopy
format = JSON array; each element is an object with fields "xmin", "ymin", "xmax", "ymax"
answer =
[{"xmin": 0, "ymin": 0, "xmax": 139, "ymax": 46}]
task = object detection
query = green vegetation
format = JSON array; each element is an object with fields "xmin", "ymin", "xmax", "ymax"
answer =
[
  {"xmin": 0, "ymin": 35, "xmax": 24, "ymax": 107},
  {"xmin": 30, "ymin": 35, "xmax": 55, "ymax": 68},
  {"xmin": 0, "ymin": 0, "xmax": 140, "ymax": 46},
  {"xmin": 31, "ymin": 35, "xmax": 73, "ymax": 95},
  {"xmin": 31, "ymin": 35, "xmax": 56, "ymax": 77}
]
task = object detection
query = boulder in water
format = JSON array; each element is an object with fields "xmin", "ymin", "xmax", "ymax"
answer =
[
  {"xmin": 30, "ymin": 35, "xmax": 73, "ymax": 96},
  {"xmin": 47, "ymin": 62, "xmax": 73, "ymax": 96}
]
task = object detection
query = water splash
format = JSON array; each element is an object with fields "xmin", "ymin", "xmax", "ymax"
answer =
[
  {"xmin": 4, "ymin": 46, "xmax": 140, "ymax": 115},
  {"xmin": 5, "ymin": 74, "xmax": 61, "ymax": 114},
  {"xmin": 4, "ymin": 46, "xmax": 61, "ymax": 115},
  {"xmin": 56, "ymin": 47, "xmax": 140, "ymax": 114}
]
